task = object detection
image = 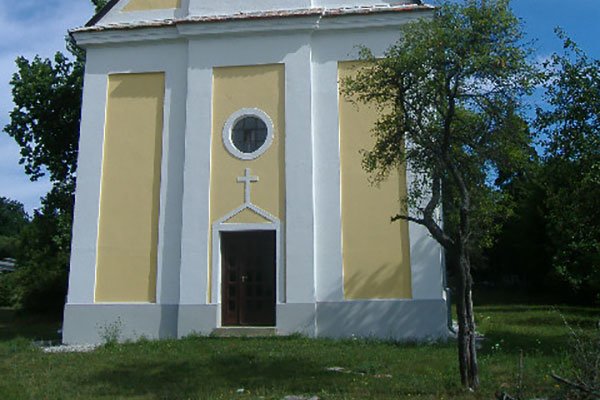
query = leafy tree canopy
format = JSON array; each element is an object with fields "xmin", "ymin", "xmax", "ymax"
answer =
[
  {"xmin": 344, "ymin": 0, "xmax": 536, "ymax": 248},
  {"xmin": 92, "ymin": 0, "xmax": 109, "ymax": 13},
  {"xmin": 3, "ymin": 50, "xmax": 83, "ymax": 193},
  {"xmin": 0, "ymin": 197, "xmax": 29, "ymax": 238},
  {"xmin": 0, "ymin": 197, "xmax": 29, "ymax": 260},
  {"xmin": 537, "ymin": 31, "xmax": 600, "ymax": 300}
]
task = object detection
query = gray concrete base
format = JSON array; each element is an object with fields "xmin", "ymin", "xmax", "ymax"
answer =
[
  {"xmin": 277, "ymin": 303, "xmax": 316, "ymax": 337},
  {"xmin": 177, "ymin": 304, "xmax": 218, "ymax": 338},
  {"xmin": 316, "ymin": 299, "xmax": 449, "ymax": 341},
  {"xmin": 63, "ymin": 299, "xmax": 448, "ymax": 344},
  {"xmin": 212, "ymin": 327, "xmax": 277, "ymax": 337},
  {"xmin": 62, "ymin": 303, "xmax": 178, "ymax": 344}
]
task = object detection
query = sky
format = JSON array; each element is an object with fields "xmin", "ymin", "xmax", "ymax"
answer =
[
  {"xmin": 0, "ymin": 0, "xmax": 94, "ymax": 214},
  {"xmin": 0, "ymin": 0, "xmax": 599, "ymax": 214}
]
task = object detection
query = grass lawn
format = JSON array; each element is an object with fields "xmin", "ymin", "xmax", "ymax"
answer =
[{"xmin": 0, "ymin": 303, "xmax": 597, "ymax": 400}]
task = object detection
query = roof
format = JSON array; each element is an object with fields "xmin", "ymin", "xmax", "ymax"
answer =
[{"xmin": 75, "ymin": 3, "xmax": 434, "ymax": 34}]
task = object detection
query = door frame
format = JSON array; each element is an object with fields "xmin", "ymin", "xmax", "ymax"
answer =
[
  {"xmin": 219, "ymin": 229, "xmax": 277, "ymax": 327},
  {"xmin": 211, "ymin": 212, "xmax": 283, "ymax": 328}
]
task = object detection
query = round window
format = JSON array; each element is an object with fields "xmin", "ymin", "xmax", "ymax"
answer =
[
  {"xmin": 223, "ymin": 108, "xmax": 274, "ymax": 160},
  {"xmin": 231, "ymin": 116, "xmax": 268, "ymax": 154}
]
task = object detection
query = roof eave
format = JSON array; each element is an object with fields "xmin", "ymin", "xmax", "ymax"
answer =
[{"xmin": 72, "ymin": 4, "xmax": 435, "ymax": 36}]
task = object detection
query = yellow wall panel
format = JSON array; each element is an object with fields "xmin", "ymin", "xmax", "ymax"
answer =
[
  {"xmin": 339, "ymin": 62, "xmax": 412, "ymax": 300},
  {"xmin": 210, "ymin": 64, "xmax": 285, "ymax": 300},
  {"xmin": 122, "ymin": 0, "xmax": 180, "ymax": 12},
  {"xmin": 95, "ymin": 72, "xmax": 165, "ymax": 303},
  {"xmin": 211, "ymin": 64, "xmax": 285, "ymax": 223}
]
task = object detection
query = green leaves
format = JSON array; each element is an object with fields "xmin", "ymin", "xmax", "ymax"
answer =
[
  {"xmin": 535, "ymin": 33, "xmax": 600, "ymax": 299},
  {"xmin": 0, "ymin": 198, "xmax": 29, "ymax": 261},
  {"xmin": 3, "ymin": 51, "xmax": 83, "ymax": 187},
  {"xmin": 342, "ymin": 0, "xmax": 537, "ymax": 251},
  {"xmin": 0, "ymin": 198, "xmax": 28, "ymax": 239},
  {"xmin": 92, "ymin": 0, "xmax": 110, "ymax": 13}
]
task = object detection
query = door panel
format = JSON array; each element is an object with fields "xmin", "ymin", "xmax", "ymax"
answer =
[
  {"xmin": 221, "ymin": 231, "xmax": 276, "ymax": 326},
  {"xmin": 222, "ymin": 247, "xmax": 240, "ymax": 326}
]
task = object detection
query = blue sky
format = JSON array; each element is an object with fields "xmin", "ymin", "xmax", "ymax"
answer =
[{"xmin": 0, "ymin": 0, "xmax": 599, "ymax": 214}]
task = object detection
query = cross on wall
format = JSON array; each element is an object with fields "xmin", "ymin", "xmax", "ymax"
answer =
[{"xmin": 237, "ymin": 168, "xmax": 259, "ymax": 204}]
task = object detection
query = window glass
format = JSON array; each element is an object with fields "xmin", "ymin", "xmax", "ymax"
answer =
[{"xmin": 231, "ymin": 116, "xmax": 268, "ymax": 154}]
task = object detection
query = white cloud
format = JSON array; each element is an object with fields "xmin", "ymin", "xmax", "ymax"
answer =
[{"xmin": 0, "ymin": 0, "xmax": 94, "ymax": 213}]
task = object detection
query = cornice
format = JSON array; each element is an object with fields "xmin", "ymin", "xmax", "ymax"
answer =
[
  {"xmin": 71, "ymin": 5, "xmax": 434, "ymax": 46},
  {"xmin": 72, "ymin": 26, "xmax": 180, "ymax": 46}
]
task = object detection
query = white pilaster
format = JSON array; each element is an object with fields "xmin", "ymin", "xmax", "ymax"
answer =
[
  {"xmin": 312, "ymin": 55, "xmax": 344, "ymax": 302},
  {"xmin": 284, "ymin": 38, "xmax": 316, "ymax": 304},
  {"xmin": 179, "ymin": 41, "xmax": 213, "ymax": 305},
  {"xmin": 67, "ymin": 50, "xmax": 108, "ymax": 305}
]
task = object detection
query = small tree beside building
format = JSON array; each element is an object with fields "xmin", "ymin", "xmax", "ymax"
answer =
[{"xmin": 343, "ymin": 0, "xmax": 537, "ymax": 389}]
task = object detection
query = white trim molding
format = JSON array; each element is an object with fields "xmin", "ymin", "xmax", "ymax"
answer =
[
  {"xmin": 222, "ymin": 108, "xmax": 275, "ymax": 160},
  {"xmin": 211, "ymin": 221, "xmax": 284, "ymax": 326}
]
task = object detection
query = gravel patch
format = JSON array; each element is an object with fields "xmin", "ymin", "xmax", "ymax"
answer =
[{"xmin": 42, "ymin": 344, "xmax": 99, "ymax": 353}]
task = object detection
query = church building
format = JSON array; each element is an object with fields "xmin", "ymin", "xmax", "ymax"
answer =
[{"xmin": 63, "ymin": 0, "xmax": 449, "ymax": 344}]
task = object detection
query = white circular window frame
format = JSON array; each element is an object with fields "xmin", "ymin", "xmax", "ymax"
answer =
[{"xmin": 223, "ymin": 108, "xmax": 274, "ymax": 161}]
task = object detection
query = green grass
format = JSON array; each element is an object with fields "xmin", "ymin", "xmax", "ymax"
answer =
[{"xmin": 0, "ymin": 305, "xmax": 597, "ymax": 400}]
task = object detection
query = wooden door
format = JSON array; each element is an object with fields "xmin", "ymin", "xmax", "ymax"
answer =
[{"xmin": 221, "ymin": 230, "xmax": 276, "ymax": 326}]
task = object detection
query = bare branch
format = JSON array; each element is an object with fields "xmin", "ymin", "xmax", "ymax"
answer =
[
  {"xmin": 391, "ymin": 214, "xmax": 425, "ymax": 225},
  {"xmin": 551, "ymin": 371, "xmax": 600, "ymax": 396},
  {"xmin": 392, "ymin": 176, "xmax": 454, "ymax": 249}
]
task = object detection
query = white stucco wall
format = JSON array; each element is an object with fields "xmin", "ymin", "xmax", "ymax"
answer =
[
  {"xmin": 70, "ymin": 7, "xmax": 444, "ymax": 307},
  {"xmin": 66, "ymin": 6, "xmax": 446, "ymax": 343}
]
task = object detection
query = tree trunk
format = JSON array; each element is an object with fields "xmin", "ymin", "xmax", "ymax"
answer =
[{"xmin": 456, "ymin": 244, "xmax": 480, "ymax": 390}]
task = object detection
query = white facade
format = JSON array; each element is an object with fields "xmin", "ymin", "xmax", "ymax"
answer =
[{"xmin": 63, "ymin": 0, "xmax": 449, "ymax": 344}]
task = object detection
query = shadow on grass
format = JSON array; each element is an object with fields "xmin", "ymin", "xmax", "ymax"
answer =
[
  {"xmin": 509, "ymin": 315, "xmax": 598, "ymax": 329},
  {"xmin": 477, "ymin": 305, "xmax": 600, "ymax": 331},
  {"xmin": 477, "ymin": 305, "xmax": 599, "ymax": 356},
  {"xmin": 480, "ymin": 328, "xmax": 569, "ymax": 356},
  {"xmin": 0, "ymin": 308, "xmax": 61, "ymax": 342},
  {"xmin": 472, "ymin": 287, "xmax": 560, "ymax": 306},
  {"xmin": 477, "ymin": 305, "xmax": 600, "ymax": 318},
  {"xmin": 77, "ymin": 353, "xmax": 346, "ymax": 398}
]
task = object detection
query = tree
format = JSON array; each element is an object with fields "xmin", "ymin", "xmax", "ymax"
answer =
[
  {"xmin": 9, "ymin": 197, "xmax": 73, "ymax": 314},
  {"xmin": 2, "ymin": 6, "xmax": 91, "ymax": 313},
  {"xmin": 0, "ymin": 198, "xmax": 29, "ymax": 306},
  {"xmin": 0, "ymin": 197, "xmax": 29, "ymax": 260},
  {"xmin": 536, "ymin": 32, "xmax": 600, "ymax": 302},
  {"xmin": 92, "ymin": 0, "xmax": 109, "ymax": 13},
  {"xmin": 482, "ymin": 167, "xmax": 553, "ymax": 293},
  {"xmin": 3, "ymin": 44, "xmax": 83, "ymax": 212},
  {"xmin": 343, "ymin": 0, "xmax": 536, "ymax": 389}
]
